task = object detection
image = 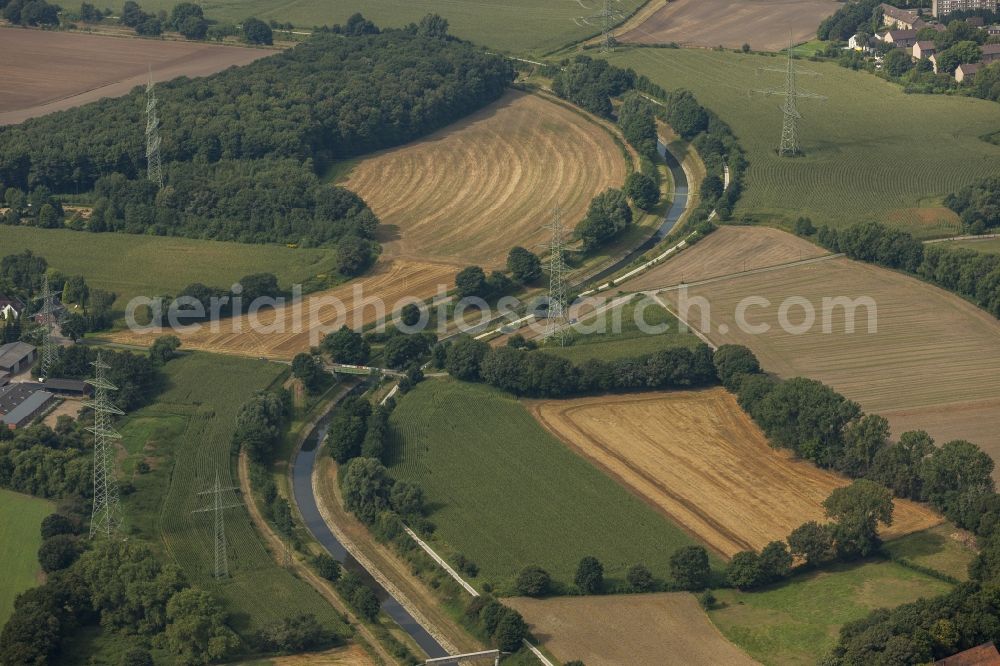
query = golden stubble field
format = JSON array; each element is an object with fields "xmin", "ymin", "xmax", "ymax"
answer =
[
  {"xmin": 507, "ymin": 593, "xmax": 758, "ymax": 666},
  {"xmin": 0, "ymin": 28, "xmax": 268, "ymax": 125},
  {"xmin": 530, "ymin": 389, "xmax": 941, "ymax": 557},
  {"xmin": 108, "ymin": 259, "xmax": 456, "ymax": 359},
  {"xmin": 346, "ymin": 91, "xmax": 628, "ymax": 269},
  {"xmin": 624, "ymin": 225, "xmax": 828, "ymax": 291},
  {"xmin": 634, "ymin": 227, "xmax": 1000, "ymax": 477}
]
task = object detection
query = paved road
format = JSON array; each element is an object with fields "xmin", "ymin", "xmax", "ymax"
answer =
[{"xmin": 291, "ymin": 406, "xmax": 449, "ymax": 659}]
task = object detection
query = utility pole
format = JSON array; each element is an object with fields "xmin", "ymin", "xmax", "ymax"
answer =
[
  {"xmin": 33, "ymin": 274, "xmax": 60, "ymax": 379},
  {"xmin": 146, "ymin": 67, "xmax": 163, "ymax": 189},
  {"xmin": 192, "ymin": 471, "xmax": 242, "ymax": 579},
  {"xmin": 754, "ymin": 37, "xmax": 826, "ymax": 156},
  {"xmin": 87, "ymin": 354, "xmax": 125, "ymax": 538},
  {"xmin": 584, "ymin": 0, "xmax": 624, "ymax": 53},
  {"xmin": 543, "ymin": 208, "xmax": 569, "ymax": 346}
]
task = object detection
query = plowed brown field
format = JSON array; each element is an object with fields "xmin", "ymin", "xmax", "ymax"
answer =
[
  {"xmin": 624, "ymin": 225, "xmax": 827, "ymax": 291},
  {"xmin": 619, "ymin": 0, "xmax": 840, "ymax": 52},
  {"xmin": 107, "ymin": 259, "xmax": 456, "ymax": 359},
  {"xmin": 530, "ymin": 389, "xmax": 941, "ymax": 557},
  {"xmin": 346, "ymin": 91, "xmax": 628, "ymax": 269},
  {"xmin": 0, "ymin": 28, "xmax": 268, "ymax": 125},
  {"xmin": 507, "ymin": 593, "xmax": 758, "ymax": 666}
]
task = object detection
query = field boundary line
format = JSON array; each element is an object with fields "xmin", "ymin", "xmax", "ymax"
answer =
[
  {"xmin": 523, "ymin": 639, "xmax": 556, "ymax": 666},
  {"xmin": 635, "ymin": 252, "xmax": 844, "ymax": 294},
  {"xmin": 651, "ymin": 293, "xmax": 717, "ymax": 351},
  {"xmin": 925, "ymin": 233, "xmax": 1000, "ymax": 244},
  {"xmin": 401, "ymin": 526, "xmax": 479, "ymax": 597}
]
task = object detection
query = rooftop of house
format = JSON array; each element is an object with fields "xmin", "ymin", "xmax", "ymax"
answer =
[
  {"xmin": 0, "ymin": 382, "xmax": 45, "ymax": 415},
  {"xmin": 914, "ymin": 40, "xmax": 937, "ymax": 50},
  {"xmin": 881, "ymin": 3, "xmax": 920, "ymax": 22},
  {"xmin": 0, "ymin": 342, "xmax": 36, "ymax": 371},
  {"xmin": 935, "ymin": 641, "xmax": 1000, "ymax": 665},
  {"xmin": 983, "ymin": 44, "xmax": 1000, "ymax": 55},
  {"xmin": 0, "ymin": 390, "xmax": 53, "ymax": 427},
  {"xmin": 886, "ymin": 28, "xmax": 918, "ymax": 40},
  {"xmin": 0, "ymin": 295, "xmax": 25, "ymax": 310}
]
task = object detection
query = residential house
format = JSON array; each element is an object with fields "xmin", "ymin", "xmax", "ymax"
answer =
[
  {"xmin": 0, "ymin": 295, "xmax": 24, "ymax": 320},
  {"xmin": 982, "ymin": 43, "xmax": 1000, "ymax": 65},
  {"xmin": 956, "ymin": 62, "xmax": 982, "ymax": 81},
  {"xmin": 881, "ymin": 4, "xmax": 926, "ymax": 29},
  {"xmin": 0, "ymin": 342, "xmax": 36, "ymax": 375},
  {"xmin": 884, "ymin": 28, "xmax": 919, "ymax": 48},
  {"xmin": 913, "ymin": 40, "xmax": 938, "ymax": 59},
  {"xmin": 988, "ymin": 24, "xmax": 1000, "ymax": 37},
  {"xmin": 849, "ymin": 33, "xmax": 879, "ymax": 52},
  {"xmin": 932, "ymin": 0, "xmax": 1000, "ymax": 18}
]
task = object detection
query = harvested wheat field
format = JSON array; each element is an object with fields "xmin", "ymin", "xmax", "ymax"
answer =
[
  {"xmin": 507, "ymin": 593, "xmax": 757, "ymax": 666},
  {"xmin": 345, "ymin": 91, "xmax": 629, "ymax": 269},
  {"xmin": 530, "ymin": 389, "xmax": 941, "ymax": 557},
  {"xmin": 624, "ymin": 225, "xmax": 827, "ymax": 292},
  {"xmin": 0, "ymin": 28, "xmax": 268, "ymax": 125},
  {"xmin": 268, "ymin": 644, "xmax": 375, "ymax": 665},
  {"xmin": 650, "ymin": 244, "xmax": 1000, "ymax": 477},
  {"xmin": 619, "ymin": 0, "xmax": 840, "ymax": 51},
  {"xmin": 107, "ymin": 259, "xmax": 455, "ymax": 359}
]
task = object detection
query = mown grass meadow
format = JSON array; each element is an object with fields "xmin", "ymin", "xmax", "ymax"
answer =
[{"xmin": 0, "ymin": 489, "xmax": 54, "ymax": 627}]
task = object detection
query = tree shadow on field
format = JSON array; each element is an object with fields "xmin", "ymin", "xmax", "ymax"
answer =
[{"xmin": 376, "ymin": 223, "xmax": 402, "ymax": 244}]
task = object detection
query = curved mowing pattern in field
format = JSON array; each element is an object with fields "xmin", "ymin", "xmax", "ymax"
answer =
[
  {"xmin": 388, "ymin": 379, "xmax": 715, "ymax": 588},
  {"xmin": 124, "ymin": 354, "xmax": 341, "ymax": 632},
  {"xmin": 347, "ymin": 92, "xmax": 628, "ymax": 269},
  {"xmin": 605, "ymin": 49, "xmax": 1000, "ymax": 235}
]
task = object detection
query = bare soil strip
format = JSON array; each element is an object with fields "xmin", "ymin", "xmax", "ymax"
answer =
[
  {"xmin": 0, "ymin": 27, "xmax": 268, "ymax": 124},
  {"xmin": 507, "ymin": 593, "xmax": 759, "ymax": 666},
  {"xmin": 530, "ymin": 389, "xmax": 941, "ymax": 557},
  {"xmin": 619, "ymin": 0, "xmax": 841, "ymax": 51}
]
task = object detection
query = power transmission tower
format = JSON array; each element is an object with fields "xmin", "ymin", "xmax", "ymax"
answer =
[
  {"xmin": 87, "ymin": 354, "xmax": 125, "ymax": 538},
  {"xmin": 543, "ymin": 208, "xmax": 569, "ymax": 346},
  {"xmin": 584, "ymin": 0, "xmax": 625, "ymax": 52},
  {"xmin": 192, "ymin": 471, "xmax": 242, "ymax": 579},
  {"xmin": 33, "ymin": 274, "xmax": 60, "ymax": 379},
  {"xmin": 145, "ymin": 68, "xmax": 163, "ymax": 189},
  {"xmin": 754, "ymin": 38, "xmax": 826, "ymax": 156}
]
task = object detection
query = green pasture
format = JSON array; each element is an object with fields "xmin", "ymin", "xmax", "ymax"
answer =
[
  {"xmin": 387, "ymin": 378, "xmax": 718, "ymax": 592},
  {"xmin": 605, "ymin": 48, "xmax": 1000, "ymax": 237},
  {"xmin": 883, "ymin": 523, "xmax": 978, "ymax": 582},
  {"xmin": 941, "ymin": 238, "xmax": 1000, "ymax": 255},
  {"xmin": 0, "ymin": 489, "xmax": 54, "ymax": 627}
]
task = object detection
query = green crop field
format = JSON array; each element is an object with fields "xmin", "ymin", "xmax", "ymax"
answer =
[
  {"xmin": 388, "ymin": 378, "xmax": 718, "ymax": 591},
  {"xmin": 605, "ymin": 48, "xmax": 1000, "ymax": 237},
  {"xmin": 105, "ymin": 0, "xmax": 646, "ymax": 54},
  {"xmin": 709, "ymin": 560, "xmax": 952, "ymax": 665},
  {"xmin": 0, "ymin": 489, "xmax": 54, "ymax": 627},
  {"xmin": 120, "ymin": 352, "xmax": 344, "ymax": 635},
  {"xmin": 0, "ymin": 226, "xmax": 337, "ymax": 308},
  {"xmin": 538, "ymin": 295, "xmax": 700, "ymax": 363},
  {"xmin": 944, "ymin": 238, "xmax": 1000, "ymax": 255},
  {"xmin": 883, "ymin": 523, "xmax": 978, "ymax": 582}
]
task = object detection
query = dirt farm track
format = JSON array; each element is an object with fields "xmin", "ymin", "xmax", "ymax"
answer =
[
  {"xmin": 531, "ymin": 389, "xmax": 941, "ymax": 557},
  {"xmin": 619, "ymin": 0, "xmax": 841, "ymax": 51},
  {"xmin": 0, "ymin": 27, "xmax": 268, "ymax": 125}
]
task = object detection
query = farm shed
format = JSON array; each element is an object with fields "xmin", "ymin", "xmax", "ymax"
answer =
[
  {"xmin": 0, "ymin": 383, "xmax": 54, "ymax": 430},
  {"xmin": 0, "ymin": 342, "xmax": 36, "ymax": 375}
]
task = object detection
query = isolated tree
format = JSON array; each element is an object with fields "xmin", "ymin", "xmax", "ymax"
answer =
[
  {"xmin": 322, "ymin": 326, "xmax": 370, "ymax": 365},
  {"xmin": 399, "ymin": 302, "xmax": 422, "ymax": 328},
  {"xmin": 626, "ymin": 563, "xmax": 654, "ymax": 592},
  {"xmin": 514, "ymin": 566, "xmax": 552, "ymax": 597},
  {"xmin": 574, "ymin": 556, "xmax": 604, "ymax": 594},
  {"xmin": 242, "ymin": 16, "xmax": 273, "ymax": 44},
  {"xmin": 823, "ymin": 479, "xmax": 894, "ymax": 558},
  {"xmin": 507, "ymin": 246, "xmax": 542, "ymax": 283},
  {"xmin": 149, "ymin": 334, "xmax": 181, "ymax": 366},
  {"xmin": 624, "ymin": 172, "xmax": 659, "ymax": 211},
  {"xmin": 787, "ymin": 521, "xmax": 834, "ymax": 567},
  {"xmin": 669, "ymin": 545, "xmax": 711, "ymax": 590}
]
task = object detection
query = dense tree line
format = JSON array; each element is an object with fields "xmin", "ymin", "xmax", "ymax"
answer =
[
  {"xmin": 812, "ymin": 217, "xmax": 1000, "ymax": 318},
  {"xmin": 0, "ymin": 0, "xmax": 59, "ymax": 26},
  {"xmin": 47, "ymin": 345, "xmax": 162, "ymax": 411},
  {"xmin": 0, "ymin": 419, "xmax": 91, "ymax": 499},
  {"xmin": 443, "ymin": 336, "xmax": 717, "ymax": 398},
  {"xmin": 0, "ymin": 20, "xmax": 514, "ymax": 256},
  {"xmin": 232, "ymin": 390, "xmax": 290, "ymax": 464},
  {"xmin": 945, "ymin": 177, "xmax": 1000, "ymax": 233},
  {"xmin": 463, "ymin": 596, "xmax": 529, "ymax": 653},
  {"xmin": 817, "ymin": 0, "xmax": 881, "ymax": 41},
  {"xmin": 0, "ymin": 539, "xmax": 244, "ymax": 665}
]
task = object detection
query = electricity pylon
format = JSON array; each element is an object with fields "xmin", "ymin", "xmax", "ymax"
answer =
[
  {"xmin": 755, "ymin": 38, "xmax": 826, "ymax": 156},
  {"xmin": 87, "ymin": 354, "xmax": 125, "ymax": 538},
  {"xmin": 584, "ymin": 0, "xmax": 625, "ymax": 52},
  {"xmin": 145, "ymin": 68, "xmax": 163, "ymax": 188},
  {"xmin": 192, "ymin": 471, "xmax": 242, "ymax": 579},
  {"xmin": 543, "ymin": 208, "xmax": 569, "ymax": 346},
  {"xmin": 33, "ymin": 274, "xmax": 60, "ymax": 378}
]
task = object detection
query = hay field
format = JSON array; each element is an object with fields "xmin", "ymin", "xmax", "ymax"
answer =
[
  {"xmin": 346, "ymin": 92, "xmax": 628, "ymax": 269},
  {"xmin": 102, "ymin": 0, "xmax": 646, "ymax": 54},
  {"xmin": 0, "ymin": 489, "xmax": 54, "ymax": 627},
  {"xmin": 0, "ymin": 226, "xmax": 337, "ymax": 307},
  {"xmin": 507, "ymin": 593, "xmax": 757, "ymax": 666},
  {"xmin": 107, "ymin": 259, "xmax": 456, "ymax": 358},
  {"xmin": 624, "ymin": 226, "xmax": 827, "ymax": 291},
  {"xmin": 530, "ymin": 389, "xmax": 940, "ymax": 557},
  {"xmin": 604, "ymin": 49, "xmax": 1000, "ymax": 235},
  {"xmin": 619, "ymin": 0, "xmax": 840, "ymax": 51},
  {"xmin": 651, "ymin": 248, "xmax": 1000, "ymax": 475},
  {"xmin": 0, "ymin": 28, "xmax": 268, "ymax": 125}
]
